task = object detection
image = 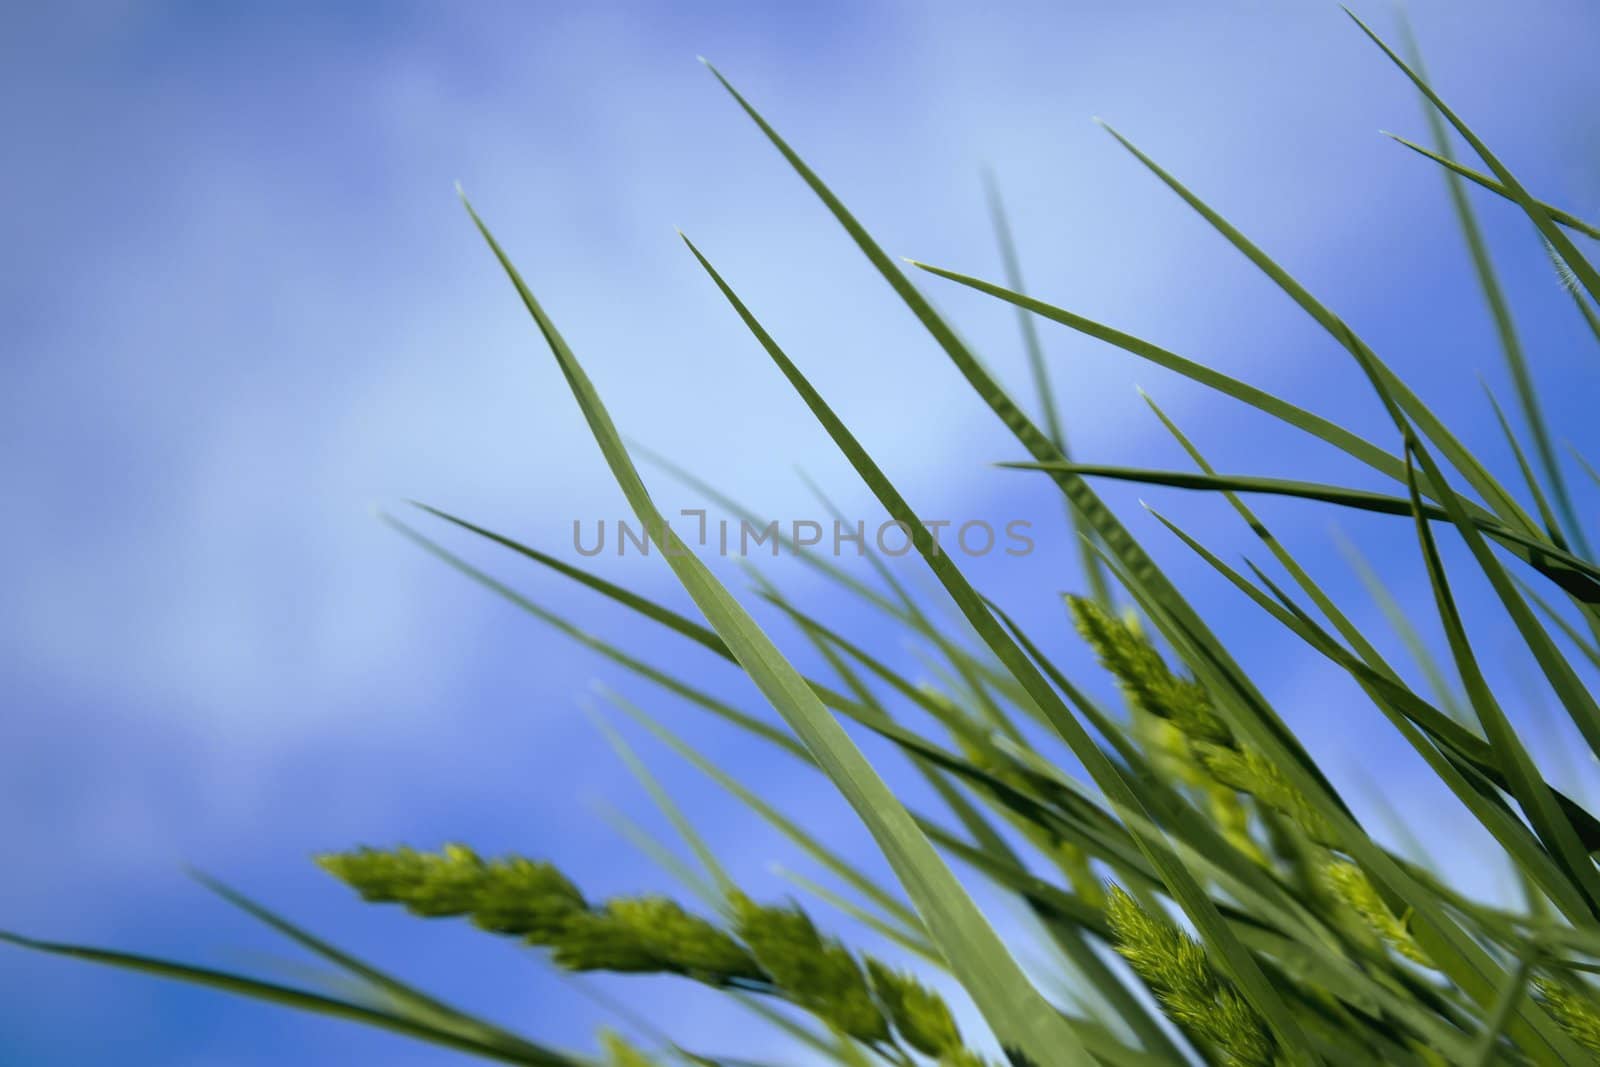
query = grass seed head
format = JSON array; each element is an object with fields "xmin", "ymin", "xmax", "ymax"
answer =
[
  {"xmin": 1105, "ymin": 885, "xmax": 1275, "ymax": 1067},
  {"xmin": 1321, "ymin": 861, "xmax": 1428, "ymax": 966},
  {"xmin": 731, "ymin": 892, "xmax": 889, "ymax": 1042},
  {"xmin": 866, "ymin": 958, "xmax": 963, "ymax": 1056},
  {"xmin": 1535, "ymin": 977, "xmax": 1600, "ymax": 1056}
]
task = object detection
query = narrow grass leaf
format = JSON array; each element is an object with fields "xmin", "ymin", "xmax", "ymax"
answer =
[
  {"xmin": 0, "ymin": 931, "xmax": 578, "ymax": 1066},
  {"xmin": 1386, "ymin": 135, "xmax": 1600, "ymax": 240},
  {"xmin": 985, "ymin": 170, "xmax": 1113, "ymax": 607}
]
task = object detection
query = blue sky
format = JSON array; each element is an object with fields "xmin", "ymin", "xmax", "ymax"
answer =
[{"xmin": 4, "ymin": 1, "xmax": 1600, "ymax": 1062}]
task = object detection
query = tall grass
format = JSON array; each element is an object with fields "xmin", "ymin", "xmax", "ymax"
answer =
[{"xmin": 9, "ymin": 9, "xmax": 1600, "ymax": 1065}]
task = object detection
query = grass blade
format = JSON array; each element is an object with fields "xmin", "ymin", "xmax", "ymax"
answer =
[
  {"xmin": 1386, "ymin": 135, "xmax": 1600, "ymax": 240},
  {"xmin": 985, "ymin": 170, "xmax": 1113, "ymax": 607},
  {"xmin": 587, "ymin": 702, "xmax": 735, "ymax": 895},
  {"xmin": 1000, "ymin": 461, "xmax": 1600, "ymax": 604},
  {"xmin": 0, "ymin": 931, "xmax": 577, "ymax": 1065}
]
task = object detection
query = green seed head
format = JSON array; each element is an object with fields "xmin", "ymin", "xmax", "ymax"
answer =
[
  {"xmin": 470, "ymin": 856, "xmax": 586, "ymax": 939},
  {"xmin": 731, "ymin": 892, "xmax": 888, "ymax": 1042},
  {"xmin": 1069, "ymin": 597, "xmax": 1233, "ymax": 745},
  {"xmin": 599, "ymin": 1028, "xmax": 658, "ymax": 1067},
  {"xmin": 1192, "ymin": 742, "xmax": 1337, "ymax": 848},
  {"xmin": 1536, "ymin": 978, "xmax": 1600, "ymax": 1056},
  {"xmin": 1321, "ymin": 861, "xmax": 1428, "ymax": 966},
  {"xmin": 866, "ymin": 958, "xmax": 962, "ymax": 1056},
  {"xmin": 604, "ymin": 896, "xmax": 763, "ymax": 981},
  {"xmin": 1105, "ymin": 885, "xmax": 1275, "ymax": 1067},
  {"xmin": 550, "ymin": 911, "xmax": 662, "ymax": 973}
]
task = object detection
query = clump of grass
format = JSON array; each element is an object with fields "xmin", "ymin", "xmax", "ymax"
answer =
[{"xmin": 9, "ymin": 8, "xmax": 1600, "ymax": 1067}]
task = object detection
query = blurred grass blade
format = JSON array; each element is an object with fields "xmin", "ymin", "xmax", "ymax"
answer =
[
  {"xmin": 587, "ymin": 701, "xmax": 734, "ymax": 895},
  {"xmin": 769, "ymin": 864, "xmax": 943, "ymax": 966},
  {"xmin": 410, "ymin": 502, "xmax": 726, "ymax": 657},
  {"xmin": 1332, "ymin": 528, "xmax": 1467, "ymax": 721},
  {"xmin": 1518, "ymin": 576, "xmax": 1600, "ymax": 671},
  {"xmin": 985, "ymin": 170, "xmax": 1113, "ymax": 607},
  {"xmin": 1466, "ymin": 955, "xmax": 1533, "ymax": 1067},
  {"xmin": 594, "ymin": 801, "xmax": 723, "ymax": 910},
  {"xmin": 0, "ymin": 931, "xmax": 577, "ymax": 1065},
  {"xmin": 383, "ymin": 513, "xmax": 810, "ymax": 763},
  {"xmin": 1483, "ymin": 385, "xmax": 1570, "ymax": 552},
  {"xmin": 629, "ymin": 445, "xmax": 910, "ymax": 625},
  {"xmin": 190, "ymin": 874, "xmax": 558, "ymax": 1059}
]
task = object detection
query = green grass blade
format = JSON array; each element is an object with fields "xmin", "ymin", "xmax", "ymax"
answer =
[
  {"xmin": 1386, "ymin": 135, "xmax": 1600, "ymax": 240},
  {"xmin": 383, "ymin": 513, "xmax": 811, "ymax": 763},
  {"xmin": 0, "ymin": 931, "xmax": 578, "ymax": 1065},
  {"xmin": 1136, "ymin": 391, "xmax": 1438, "ymax": 709},
  {"xmin": 1483, "ymin": 385, "xmax": 1569, "ymax": 551},
  {"xmin": 1001, "ymin": 461, "xmax": 1600, "ymax": 604},
  {"xmin": 1380, "ymin": 419, "xmax": 1600, "ymax": 769},
  {"xmin": 985, "ymin": 171, "xmax": 1113, "ymax": 607},
  {"xmin": 908, "ymin": 258, "xmax": 1411, "ymax": 476},
  {"xmin": 1332, "ymin": 529, "xmax": 1467, "ymax": 721},
  {"xmin": 190, "ymin": 874, "xmax": 559, "ymax": 1059},
  {"xmin": 587, "ymin": 701, "xmax": 735, "ymax": 895}
]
